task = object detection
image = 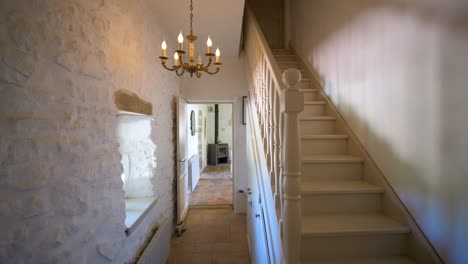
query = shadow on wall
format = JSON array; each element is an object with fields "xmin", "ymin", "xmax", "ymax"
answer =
[{"xmin": 290, "ymin": 0, "xmax": 468, "ymax": 263}]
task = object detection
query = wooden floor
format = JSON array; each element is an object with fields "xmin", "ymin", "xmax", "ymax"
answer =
[{"xmin": 168, "ymin": 208, "xmax": 251, "ymax": 264}]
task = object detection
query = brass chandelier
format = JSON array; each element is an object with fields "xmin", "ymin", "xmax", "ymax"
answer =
[{"xmin": 159, "ymin": 0, "xmax": 222, "ymax": 78}]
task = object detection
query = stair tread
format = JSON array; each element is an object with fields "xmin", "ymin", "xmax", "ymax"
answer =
[
  {"xmin": 300, "ymin": 88, "xmax": 318, "ymax": 92},
  {"xmin": 302, "ymin": 134, "xmax": 348, "ymax": 139},
  {"xmin": 302, "ymin": 155, "xmax": 364, "ymax": 163},
  {"xmin": 302, "ymin": 214, "xmax": 409, "ymax": 236},
  {"xmin": 302, "ymin": 256, "xmax": 415, "ymax": 264},
  {"xmin": 304, "ymin": 101, "xmax": 326, "ymax": 105},
  {"xmin": 300, "ymin": 116, "xmax": 336, "ymax": 121},
  {"xmin": 301, "ymin": 180, "xmax": 384, "ymax": 194}
]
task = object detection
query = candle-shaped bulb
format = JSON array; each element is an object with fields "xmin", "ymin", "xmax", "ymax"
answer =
[
  {"xmin": 207, "ymin": 36, "xmax": 212, "ymax": 47},
  {"xmin": 174, "ymin": 52, "xmax": 180, "ymax": 66},
  {"xmin": 215, "ymin": 48, "xmax": 220, "ymax": 63},
  {"xmin": 198, "ymin": 55, "xmax": 202, "ymax": 65},
  {"xmin": 161, "ymin": 40, "xmax": 167, "ymax": 57},
  {"xmin": 178, "ymin": 32, "xmax": 184, "ymax": 43},
  {"xmin": 207, "ymin": 36, "xmax": 212, "ymax": 53}
]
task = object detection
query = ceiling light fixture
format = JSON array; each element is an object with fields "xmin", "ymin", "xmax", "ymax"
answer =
[{"xmin": 159, "ymin": 0, "xmax": 222, "ymax": 78}]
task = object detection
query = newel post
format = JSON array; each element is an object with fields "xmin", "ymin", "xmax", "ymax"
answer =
[{"xmin": 280, "ymin": 69, "xmax": 303, "ymax": 264}]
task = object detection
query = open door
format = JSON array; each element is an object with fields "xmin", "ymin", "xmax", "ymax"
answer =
[{"xmin": 176, "ymin": 96, "xmax": 189, "ymax": 235}]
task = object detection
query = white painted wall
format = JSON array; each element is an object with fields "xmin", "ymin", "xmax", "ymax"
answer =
[
  {"xmin": 182, "ymin": 56, "xmax": 249, "ymax": 213},
  {"xmin": 289, "ymin": 1, "xmax": 468, "ymax": 263},
  {"xmin": 0, "ymin": 0, "xmax": 181, "ymax": 263}
]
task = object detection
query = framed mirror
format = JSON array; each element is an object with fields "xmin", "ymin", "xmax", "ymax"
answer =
[{"xmin": 190, "ymin": 110, "xmax": 196, "ymax": 136}]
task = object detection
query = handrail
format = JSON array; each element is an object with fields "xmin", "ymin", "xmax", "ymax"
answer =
[
  {"xmin": 244, "ymin": 5, "xmax": 304, "ymax": 264},
  {"xmin": 245, "ymin": 7, "xmax": 284, "ymax": 95}
]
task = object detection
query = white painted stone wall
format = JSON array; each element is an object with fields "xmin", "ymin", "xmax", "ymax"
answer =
[{"xmin": 0, "ymin": 0, "xmax": 181, "ymax": 263}]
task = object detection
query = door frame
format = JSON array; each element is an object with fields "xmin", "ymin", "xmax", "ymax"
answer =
[{"xmin": 186, "ymin": 99, "xmax": 237, "ymax": 211}]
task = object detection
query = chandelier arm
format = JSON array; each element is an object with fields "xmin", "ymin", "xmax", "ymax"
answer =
[
  {"xmin": 204, "ymin": 67, "xmax": 220, "ymax": 75},
  {"xmin": 179, "ymin": 53, "xmax": 186, "ymax": 66},
  {"xmin": 162, "ymin": 62, "xmax": 177, "ymax": 71},
  {"xmin": 175, "ymin": 67, "xmax": 186, "ymax": 76},
  {"xmin": 204, "ymin": 56, "xmax": 213, "ymax": 68},
  {"xmin": 195, "ymin": 71, "xmax": 202, "ymax": 78}
]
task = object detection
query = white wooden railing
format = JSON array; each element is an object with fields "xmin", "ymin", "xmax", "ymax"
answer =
[{"xmin": 245, "ymin": 6, "xmax": 304, "ymax": 264}]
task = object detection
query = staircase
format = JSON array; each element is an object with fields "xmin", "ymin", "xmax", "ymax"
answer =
[{"xmin": 272, "ymin": 49, "xmax": 415, "ymax": 263}]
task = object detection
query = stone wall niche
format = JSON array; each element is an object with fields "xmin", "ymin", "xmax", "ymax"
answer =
[{"xmin": 114, "ymin": 90, "xmax": 158, "ymax": 233}]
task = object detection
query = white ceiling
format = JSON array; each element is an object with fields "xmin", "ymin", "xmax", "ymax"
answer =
[{"xmin": 152, "ymin": 0, "xmax": 246, "ymax": 57}]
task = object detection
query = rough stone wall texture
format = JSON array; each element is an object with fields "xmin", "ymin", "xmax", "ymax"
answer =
[{"xmin": 0, "ymin": 0, "xmax": 181, "ymax": 263}]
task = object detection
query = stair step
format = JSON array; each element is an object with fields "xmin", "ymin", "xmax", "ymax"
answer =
[
  {"xmin": 302, "ymin": 256, "xmax": 416, "ymax": 264},
  {"xmin": 301, "ymin": 135, "xmax": 348, "ymax": 155},
  {"xmin": 300, "ymin": 116, "xmax": 336, "ymax": 134},
  {"xmin": 301, "ymin": 180, "xmax": 383, "ymax": 195},
  {"xmin": 301, "ymin": 89, "xmax": 319, "ymax": 101},
  {"xmin": 302, "ymin": 155, "xmax": 363, "ymax": 182},
  {"xmin": 272, "ymin": 49, "xmax": 293, "ymax": 54},
  {"xmin": 302, "ymin": 155, "xmax": 363, "ymax": 163},
  {"xmin": 278, "ymin": 61, "xmax": 302, "ymax": 66},
  {"xmin": 302, "ymin": 180, "xmax": 383, "ymax": 215},
  {"xmin": 302, "ymin": 214, "xmax": 409, "ymax": 236},
  {"xmin": 302, "ymin": 101, "xmax": 327, "ymax": 116},
  {"xmin": 301, "ymin": 214, "xmax": 409, "ymax": 260}
]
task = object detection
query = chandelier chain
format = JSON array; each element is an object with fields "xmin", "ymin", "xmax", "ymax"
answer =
[{"xmin": 190, "ymin": 0, "xmax": 193, "ymax": 35}]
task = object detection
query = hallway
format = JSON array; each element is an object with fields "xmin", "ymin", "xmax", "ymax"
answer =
[
  {"xmin": 190, "ymin": 164, "xmax": 233, "ymax": 207},
  {"xmin": 168, "ymin": 208, "xmax": 250, "ymax": 264}
]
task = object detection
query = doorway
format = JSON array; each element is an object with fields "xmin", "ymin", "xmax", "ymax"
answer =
[{"xmin": 186, "ymin": 103, "xmax": 234, "ymax": 208}]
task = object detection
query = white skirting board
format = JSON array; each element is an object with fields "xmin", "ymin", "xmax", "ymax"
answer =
[{"xmin": 136, "ymin": 218, "xmax": 171, "ymax": 264}]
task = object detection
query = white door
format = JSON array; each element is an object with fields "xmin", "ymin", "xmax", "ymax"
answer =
[{"xmin": 176, "ymin": 96, "xmax": 189, "ymax": 233}]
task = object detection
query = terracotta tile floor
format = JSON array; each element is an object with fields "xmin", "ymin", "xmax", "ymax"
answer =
[
  {"xmin": 169, "ymin": 208, "xmax": 251, "ymax": 264},
  {"xmin": 190, "ymin": 164, "xmax": 233, "ymax": 206}
]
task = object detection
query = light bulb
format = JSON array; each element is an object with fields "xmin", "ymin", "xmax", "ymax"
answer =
[
  {"xmin": 174, "ymin": 52, "xmax": 179, "ymax": 66},
  {"xmin": 215, "ymin": 48, "xmax": 220, "ymax": 63},
  {"xmin": 178, "ymin": 32, "xmax": 184, "ymax": 43},
  {"xmin": 161, "ymin": 40, "xmax": 167, "ymax": 57},
  {"xmin": 207, "ymin": 36, "xmax": 212, "ymax": 47}
]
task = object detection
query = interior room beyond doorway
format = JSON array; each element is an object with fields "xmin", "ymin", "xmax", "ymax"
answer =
[{"xmin": 186, "ymin": 103, "xmax": 234, "ymax": 208}]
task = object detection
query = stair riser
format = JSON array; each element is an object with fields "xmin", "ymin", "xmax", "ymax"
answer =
[
  {"xmin": 303, "ymin": 92, "xmax": 319, "ymax": 102},
  {"xmin": 299, "ymin": 81, "xmax": 312, "ymax": 90},
  {"xmin": 272, "ymin": 51, "xmax": 294, "ymax": 55},
  {"xmin": 277, "ymin": 60, "xmax": 301, "ymax": 64},
  {"xmin": 302, "ymin": 104, "xmax": 326, "ymax": 116},
  {"xmin": 301, "ymin": 138, "xmax": 348, "ymax": 155},
  {"xmin": 302, "ymin": 162, "xmax": 363, "ymax": 181},
  {"xmin": 300, "ymin": 120, "xmax": 335, "ymax": 134},
  {"xmin": 302, "ymin": 193, "xmax": 382, "ymax": 215},
  {"xmin": 278, "ymin": 63, "xmax": 302, "ymax": 68},
  {"xmin": 301, "ymin": 234, "xmax": 408, "ymax": 260}
]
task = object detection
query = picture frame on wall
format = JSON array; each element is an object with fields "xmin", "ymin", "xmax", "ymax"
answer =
[{"xmin": 242, "ymin": 96, "xmax": 247, "ymax": 125}]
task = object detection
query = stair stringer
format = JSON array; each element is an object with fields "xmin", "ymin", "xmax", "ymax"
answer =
[{"xmin": 289, "ymin": 45, "xmax": 444, "ymax": 264}]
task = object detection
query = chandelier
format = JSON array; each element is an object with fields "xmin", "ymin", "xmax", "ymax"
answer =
[{"xmin": 159, "ymin": 0, "xmax": 222, "ymax": 78}]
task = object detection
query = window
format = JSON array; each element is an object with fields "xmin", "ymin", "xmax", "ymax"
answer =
[{"xmin": 116, "ymin": 112, "xmax": 158, "ymax": 235}]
